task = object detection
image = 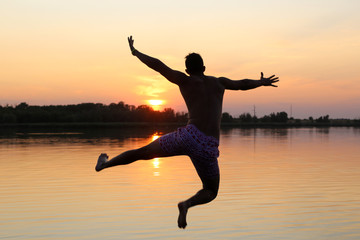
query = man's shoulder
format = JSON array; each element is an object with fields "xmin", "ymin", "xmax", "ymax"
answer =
[
  {"xmin": 164, "ymin": 69, "xmax": 189, "ymax": 85},
  {"xmin": 187, "ymin": 75, "xmax": 220, "ymax": 82},
  {"xmin": 205, "ymin": 75, "xmax": 225, "ymax": 84},
  {"xmin": 205, "ymin": 75, "xmax": 227, "ymax": 88},
  {"xmin": 204, "ymin": 75, "xmax": 218, "ymax": 79},
  {"xmin": 180, "ymin": 75, "xmax": 224, "ymax": 89}
]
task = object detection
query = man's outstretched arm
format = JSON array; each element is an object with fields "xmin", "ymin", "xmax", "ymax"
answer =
[
  {"xmin": 219, "ymin": 72, "xmax": 279, "ymax": 90},
  {"xmin": 128, "ymin": 36, "xmax": 186, "ymax": 85}
]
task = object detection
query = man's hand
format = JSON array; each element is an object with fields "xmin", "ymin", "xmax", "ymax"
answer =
[
  {"xmin": 128, "ymin": 36, "xmax": 137, "ymax": 55},
  {"xmin": 260, "ymin": 72, "xmax": 279, "ymax": 87}
]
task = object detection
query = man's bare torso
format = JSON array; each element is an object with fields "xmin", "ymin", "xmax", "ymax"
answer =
[
  {"xmin": 178, "ymin": 75, "xmax": 225, "ymax": 140},
  {"xmin": 127, "ymin": 36, "xmax": 278, "ymax": 142}
]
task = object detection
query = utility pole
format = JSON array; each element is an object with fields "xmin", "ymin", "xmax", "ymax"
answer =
[{"xmin": 253, "ymin": 105, "xmax": 256, "ymax": 118}]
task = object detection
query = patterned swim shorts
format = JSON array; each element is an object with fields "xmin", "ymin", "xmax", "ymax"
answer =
[{"xmin": 159, "ymin": 124, "xmax": 220, "ymax": 179}]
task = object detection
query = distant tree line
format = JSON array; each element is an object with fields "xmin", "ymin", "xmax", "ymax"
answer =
[
  {"xmin": 0, "ymin": 102, "xmax": 187, "ymax": 124},
  {"xmin": 1, "ymin": 102, "xmax": 357, "ymax": 126},
  {"xmin": 221, "ymin": 111, "xmax": 338, "ymax": 124},
  {"xmin": 222, "ymin": 111, "xmax": 292, "ymax": 123}
]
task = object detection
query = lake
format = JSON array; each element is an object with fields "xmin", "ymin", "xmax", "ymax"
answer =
[{"xmin": 1, "ymin": 127, "xmax": 359, "ymax": 239}]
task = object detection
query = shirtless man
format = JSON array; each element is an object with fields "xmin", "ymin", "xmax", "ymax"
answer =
[{"xmin": 95, "ymin": 36, "xmax": 279, "ymax": 229}]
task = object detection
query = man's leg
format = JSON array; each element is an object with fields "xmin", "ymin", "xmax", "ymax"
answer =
[
  {"xmin": 177, "ymin": 175, "xmax": 219, "ymax": 229},
  {"xmin": 95, "ymin": 138, "xmax": 172, "ymax": 171}
]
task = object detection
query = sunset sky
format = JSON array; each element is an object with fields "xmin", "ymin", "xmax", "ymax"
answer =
[{"xmin": 1, "ymin": 0, "xmax": 359, "ymax": 118}]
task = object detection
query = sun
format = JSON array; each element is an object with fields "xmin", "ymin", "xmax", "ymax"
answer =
[{"xmin": 147, "ymin": 99, "xmax": 164, "ymax": 111}]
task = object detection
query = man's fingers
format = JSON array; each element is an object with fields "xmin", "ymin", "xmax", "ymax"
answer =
[
  {"xmin": 128, "ymin": 36, "xmax": 134, "ymax": 44},
  {"xmin": 260, "ymin": 73, "xmax": 279, "ymax": 87}
]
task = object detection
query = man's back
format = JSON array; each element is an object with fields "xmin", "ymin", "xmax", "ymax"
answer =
[
  {"xmin": 127, "ymin": 36, "xmax": 278, "ymax": 139},
  {"xmin": 179, "ymin": 75, "xmax": 225, "ymax": 140}
]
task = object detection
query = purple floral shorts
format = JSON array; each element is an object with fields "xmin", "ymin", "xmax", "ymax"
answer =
[{"xmin": 159, "ymin": 124, "xmax": 220, "ymax": 179}]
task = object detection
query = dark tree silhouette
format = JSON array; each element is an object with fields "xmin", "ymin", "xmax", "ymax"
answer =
[{"xmin": 0, "ymin": 102, "xmax": 188, "ymax": 124}]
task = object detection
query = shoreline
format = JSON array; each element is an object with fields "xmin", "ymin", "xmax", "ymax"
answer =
[{"xmin": 0, "ymin": 121, "xmax": 359, "ymax": 129}]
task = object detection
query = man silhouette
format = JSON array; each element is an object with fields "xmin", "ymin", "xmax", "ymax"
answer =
[{"xmin": 96, "ymin": 36, "xmax": 279, "ymax": 229}]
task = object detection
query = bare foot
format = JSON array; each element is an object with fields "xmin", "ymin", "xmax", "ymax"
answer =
[
  {"xmin": 178, "ymin": 201, "xmax": 189, "ymax": 229},
  {"xmin": 95, "ymin": 153, "xmax": 108, "ymax": 172}
]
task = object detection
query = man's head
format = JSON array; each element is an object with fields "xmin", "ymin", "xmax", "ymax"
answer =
[{"xmin": 185, "ymin": 53, "xmax": 205, "ymax": 75}]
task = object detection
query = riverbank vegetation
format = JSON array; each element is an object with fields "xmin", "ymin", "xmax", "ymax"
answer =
[{"xmin": 0, "ymin": 102, "xmax": 359, "ymax": 127}]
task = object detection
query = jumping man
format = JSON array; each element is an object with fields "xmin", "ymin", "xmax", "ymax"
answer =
[{"xmin": 95, "ymin": 36, "xmax": 279, "ymax": 229}]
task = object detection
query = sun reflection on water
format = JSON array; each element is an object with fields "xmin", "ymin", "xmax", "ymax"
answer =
[
  {"xmin": 153, "ymin": 158, "xmax": 160, "ymax": 168},
  {"xmin": 151, "ymin": 133, "xmax": 161, "ymax": 176},
  {"xmin": 152, "ymin": 134, "xmax": 160, "ymax": 141}
]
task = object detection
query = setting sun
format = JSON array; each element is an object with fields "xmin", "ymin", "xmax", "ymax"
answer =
[{"xmin": 147, "ymin": 99, "xmax": 164, "ymax": 111}]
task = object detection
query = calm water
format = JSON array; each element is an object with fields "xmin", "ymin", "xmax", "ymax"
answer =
[{"xmin": 1, "ymin": 127, "xmax": 359, "ymax": 240}]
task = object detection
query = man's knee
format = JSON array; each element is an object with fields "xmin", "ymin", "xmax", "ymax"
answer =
[
  {"xmin": 137, "ymin": 140, "xmax": 163, "ymax": 160},
  {"xmin": 202, "ymin": 176, "xmax": 219, "ymax": 199},
  {"xmin": 136, "ymin": 145, "xmax": 155, "ymax": 160},
  {"xmin": 200, "ymin": 187, "xmax": 218, "ymax": 202},
  {"xmin": 209, "ymin": 188, "xmax": 218, "ymax": 201}
]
